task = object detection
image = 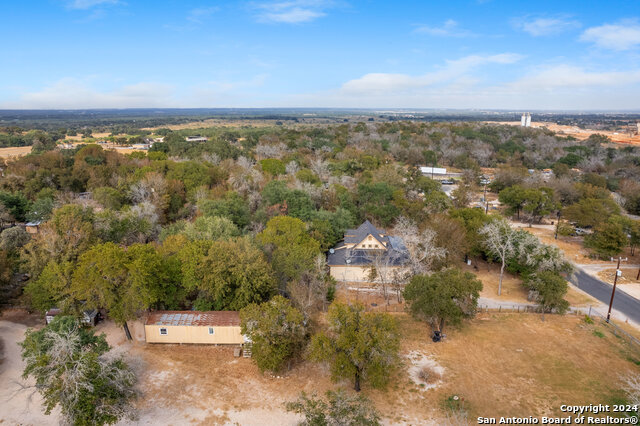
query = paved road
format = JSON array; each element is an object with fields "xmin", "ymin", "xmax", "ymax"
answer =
[{"xmin": 570, "ymin": 269, "xmax": 640, "ymax": 323}]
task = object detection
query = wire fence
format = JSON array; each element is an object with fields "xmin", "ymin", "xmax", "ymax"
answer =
[{"xmin": 581, "ymin": 306, "xmax": 640, "ymax": 349}]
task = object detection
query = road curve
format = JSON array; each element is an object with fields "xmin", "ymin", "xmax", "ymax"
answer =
[{"xmin": 570, "ymin": 269, "xmax": 640, "ymax": 323}]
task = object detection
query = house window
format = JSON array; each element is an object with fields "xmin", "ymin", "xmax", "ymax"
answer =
[
  {"xmin": 159, "ymin": 328, "xmax": 168, "ymax": 335},
  {"xmin": 208, "ymin": 327, "xmax": 215, "ymax": 335}
]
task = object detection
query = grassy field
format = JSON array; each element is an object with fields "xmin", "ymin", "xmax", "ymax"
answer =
[
  {"xmin": 0, "ymin": 146, "xmax": 32, "ymax": 158},
  {"xmin": 127, "ymin": 312, "xmax": 640, "ymax": 424}
]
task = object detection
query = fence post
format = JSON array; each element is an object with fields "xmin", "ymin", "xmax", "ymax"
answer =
[
  {"xmin": 588, "ymin": 305, "xmax": 591, "ymax": 317},
  {"xmin": 499, "ymin": 306, "xmax": 501, "ymax": 313},
  {"xmin": 517, "ymin": 306, "xmax": 520, "ymax": 313}
]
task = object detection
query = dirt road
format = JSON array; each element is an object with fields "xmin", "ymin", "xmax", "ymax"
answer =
[{"xmin": 0, "ymin": 320, "xmax": 61, "ymax": 424}]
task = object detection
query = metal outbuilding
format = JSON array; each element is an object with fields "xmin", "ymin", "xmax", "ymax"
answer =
[{"xmin": 144, "ymin": 311, "xmax": 245, "ymax": 345}]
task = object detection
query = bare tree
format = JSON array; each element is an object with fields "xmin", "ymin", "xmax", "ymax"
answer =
[
  {"xmin": 366, "ymin": 250, "xmax": 394, "ymax": 305},
  {"xmin": 310, "ymin": 158, "xmax": 330, "ymax": 182},
  {"xmin": 393, "ymin": 216, "xmax": 446, "ymax": 277},
  {"xmin": 479, "ymin": 220, "xmax": 516, "ymax": 296},
  {"xmin": 285, "ymin": 161, "xmax": 300, "ymax": 176},
  {"xmin": 20, "ymin": 318, "xmax": 137, "ymax": 425},
  {"xmin": 287, "ymin": 254, "xmax": 329, "ymax": 316}
]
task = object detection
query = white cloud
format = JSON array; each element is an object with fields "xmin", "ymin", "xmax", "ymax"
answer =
[
  {"xmin": 504, "ymin": 65, "xmax": 640, "ymax": 91},
  {"xmin": 255, "ymin": 0, "xmax": 333, "ymax": 24},
  {"xmin": 66, "ymin": 0, "xmax": 119, "ymax": 10},
  {"xmin": 512, "ymin": 16, "xmax": 580, "ymax": 36},
  {"xmin": 340, "ymin": 53, "xmax": 523, "ymax": 94},
  {"xmin": 414, "ymin": 20, "xmax": 474, "ymax": 37},
  {"xmin": 2, "ymin": 79, "xmax": 174, "ymax": 109},
  {"xmin": 187, "ymin": 7, "xmax": 218, "ymax": 24},
  {"xmin": 581, "ymin": 19, "xmax": 640, "ymax": 50},
  {"xmin": 1, "ymin": 75, "xmax": 272, "ymax": 109},
  {"xmin": 276, "ymin": 61, "xmax": 640, "ymax": 110}
]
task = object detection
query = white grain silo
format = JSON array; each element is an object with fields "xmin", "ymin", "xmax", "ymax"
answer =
[
  {"xmin": 525, "ymin": 113, "xmax": 531, "ymax": 127},
  {"xmin": 521, "ymin": 113, "xmax": 526, "ymax": 127}
]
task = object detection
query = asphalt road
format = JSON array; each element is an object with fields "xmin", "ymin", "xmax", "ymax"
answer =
[{"xmin": 570, "ymin": 269, "xmax": 640, "ymax": 323}]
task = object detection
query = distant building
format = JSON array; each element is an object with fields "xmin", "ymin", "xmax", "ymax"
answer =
[
  {"xmin": 145, "ymin": 311, "xmax": 245, "ymax": 345},
  {"xmin": 25, "ymin": 221, "xmax": 41, "ymax": 234},
  {"xmin": 419, "ymin": 166, "xmax": 447, "ymax": 176},
  {"xmin": 186, "ymin": 136, "xmax": 208, "ymax": 143},
  {"xmin": 327, "ymin": 220, "xmax": 410, "ymax": 283}
]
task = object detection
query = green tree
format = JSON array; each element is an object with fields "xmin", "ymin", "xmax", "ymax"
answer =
[
  {"xmin": 26, "ymin": 197, "xmax": 55, "ymax": 223},
  {"xmin": 449, "ymin": 207, "xmax": 492, "ymax": 257},
  {"xmin": 24, "ymin": 260, "xmax": 75, "ymax": 312},
  {"xmin": 404, "ymin": 268, "xmax": 482, "ymax": 336},
  {"xmin": 21, "ymin": 204, "xmax": 96, "ymax": 279},
  {"xmin": 240, "ymin": 296, "xmax": 307, "ymax": 372},
  {"xmin": 258, "ymin": 216, "xmax": 322, "ymax": 285},
  {"xmin": 357, "ymin": 182, "xmax": 400, "ymax": 227},
  {"xmin": 180, "ymin": 216, "xmax": 239, "ymax": 241},
  {"xmin": 193, "ymin": 237, "xmax": 277, "ymax": 310},
  {"xmin": 563, "ymin": 197, "xmax": 620, "ymax": 228},
  {"xmin": 20, "ymin": 316, "xmax": 137, "ymax": 425},
  {"xmin": 309, "ymin": 303, "xmax": 399, "ymax": 392},
  {"xmin": 0, "ymin": 191, "xmax": 30, "ymax": 222},
  {"xmin": 522, "ymin": 187, "xmax": 558, "ymax": 224},
  {"xmin": 260, "ymin": 158, "xmax": 286, "ymax": 176},
  {"xmin": 198, "ymin": 191, "xmax": 250, "ymax": 228},
  {"xmin": 286, "ymin": 390, "xmax": 381, "ymax": 426},
  {"xmin": 585, "ymin": 220, "xmax": 627, "ymax": 258},
  {"xmin": 0, "ymin": 226, "xmax": 30, "ymax": 251},
  {"xmin": 498, "ymin": 185, "xmax": 527, "ymax": 220},
  {"xmin": 70, "ymin": 243, "xmax": 170, "ymax": 339},
  {"xmin": 523, "ymin": 271, "xmax": 569, "ymax": 314}
]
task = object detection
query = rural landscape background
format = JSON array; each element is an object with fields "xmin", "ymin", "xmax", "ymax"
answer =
[{"xmin": 2, "ymin": 0, "xmax": 640, "ymax": 425}]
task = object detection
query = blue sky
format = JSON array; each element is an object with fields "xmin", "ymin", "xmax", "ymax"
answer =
[{"xmin": 2, "ymin": 0, "xmax": 640, "ymax": 110}]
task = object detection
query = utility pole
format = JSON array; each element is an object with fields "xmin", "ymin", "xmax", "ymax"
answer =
[
  {"xmin": 555, "ymin": 211, "xmax": 561, "ymax": 240},
  {"xmin": 484, "ymin": 183, "xmax": 488, "ymax": 214},
  {"xmin": 606, "ymin": 257, "xmax": 622, "ymax": 323}
]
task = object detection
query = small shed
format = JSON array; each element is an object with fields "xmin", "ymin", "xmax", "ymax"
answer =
[
  {"xmin": 145, "ymin": 311, "xmax": 244, "ymax": 345},
  {"xmin": 45, "ymin": 308, "xmax": 98, "ymax": 326},
  {"xmin": 25, "ymin": 221, "xmax": 41, "ymax": 234}
]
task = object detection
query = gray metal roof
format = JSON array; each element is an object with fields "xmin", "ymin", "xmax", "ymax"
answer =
[
  {"xmin": 343, "ymin": 220, "xmax": 388, "ymax": 246},
  {"xmin": 146, "ymin": 311, "xmax": 240, "ymax": 327}
]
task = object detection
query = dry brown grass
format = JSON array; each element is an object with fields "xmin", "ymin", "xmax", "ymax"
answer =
[
  {"xmin": 565, "ymin": 286, "xmax": 598, "ymax": 306},
  {"xmin": 598, "ymin": 268, "xmax": 640, "ymax": 285},
  {"xmin": 423, "ymin": 313, "xmax": 639, "ymax": 419},
  {"xmin": 524, "ymin": 226, "xmax": 596, "ymax": 263},
  {"xmin": 130, "ymin": 312, "xmax": 638, "ymax": 424},
  {"xmin": 418, "ymin": 365, "xmax": 443, "ymax": 385},
  {"xmin": 0, "ymin": 146, "xmax": 32, "ymax": 158},
  {"xmin": 466, "ymin": 260, "xmax": 530, "ymax": 303}
]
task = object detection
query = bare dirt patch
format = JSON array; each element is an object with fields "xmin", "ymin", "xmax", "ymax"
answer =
[
  {"xmin": 597, "ymin": 268, "xmax": 640, "ymax": 286},
  {"xmin": 0, "ymin": 308, "xmax": 43, "ymax": 328},
  {"xmin": 465, "ymin": 260, "xmax": 530, "ymax": 303}
]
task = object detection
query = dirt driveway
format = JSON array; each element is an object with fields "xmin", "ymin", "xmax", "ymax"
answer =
[{"xmin": 0, "ymin": 319, "xmax": 62, "ymax": 425}]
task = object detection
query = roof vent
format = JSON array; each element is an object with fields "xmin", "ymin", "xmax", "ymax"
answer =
[
  {"xmin": 329, "ymin": 248, "xmax": 335, "ymax": 254},
  {"xmin": 346, "ymin": 259, "xmax": 351, "ymax": 264}
]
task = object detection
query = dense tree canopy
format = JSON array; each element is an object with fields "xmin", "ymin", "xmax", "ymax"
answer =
[{"xmin": 309, "ymin": 303, "xmax": 399, "ymax": 392}]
